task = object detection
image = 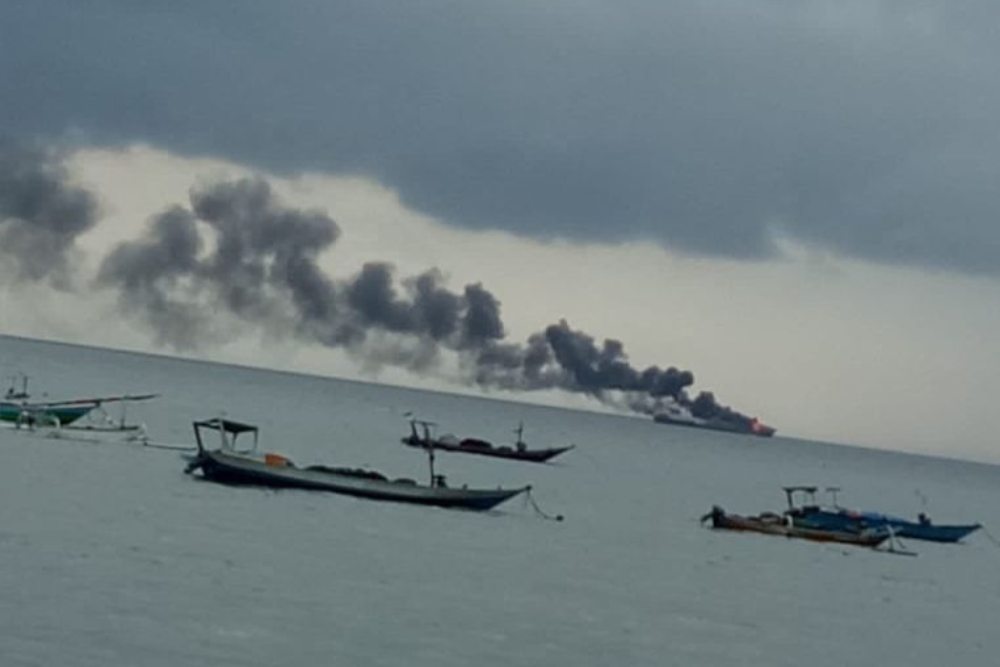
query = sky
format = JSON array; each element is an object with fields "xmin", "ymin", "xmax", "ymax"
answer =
[{"xmin": 2, "ymin": 1, "xmax": 1000, "ymax": 461}]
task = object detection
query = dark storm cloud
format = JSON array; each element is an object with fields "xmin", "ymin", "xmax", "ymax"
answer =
[
  {"xmin": 99, "ymin": 176, "xmax": 750, "ymax": 420},
  {"xmin": 0, "ymin": 139, "xmax": 99, "ymax": 286},
  {"xmin": 8, "ymin": 2, "xmax": 997, "ymax": 274}
]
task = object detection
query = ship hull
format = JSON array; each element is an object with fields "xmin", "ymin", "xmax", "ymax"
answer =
[{"xmin": 653, "ymin": 414, "xmax": 775, "ymax": 437}]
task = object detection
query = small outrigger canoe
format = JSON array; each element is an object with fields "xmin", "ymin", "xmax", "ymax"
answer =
[
  {"xmin": 0, "ymin": 401, "xmax": 95, "ymax": 426},
  {"xmin": 701, "ymin": 505, "xmax": 890, "ymax": 548},
  {"xmin": 402, "ymin": 419, "xmax": 574, "ymax": 463},
  {"xmin": 185, "ymin": 418, "xmax": 529, "ymax": 511},
  {"xmin": 1, "ymin": 374, "xmax": 94, "ymax": 425},
  {"xmin": 1, "ymin": 374, "xmax": 158, "ymax": 429},
  {"xmin": 783, "ymin": 486, "xmax": 981, "ymax": 544}
]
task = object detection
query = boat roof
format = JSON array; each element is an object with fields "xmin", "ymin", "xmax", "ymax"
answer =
[
  {"xmin": 194, "ymin": 418, "xmax": 259, "ymax": 435},
  {"xmin": 783, "ymin": 486, "xmax": 818, "ymax": 494}
]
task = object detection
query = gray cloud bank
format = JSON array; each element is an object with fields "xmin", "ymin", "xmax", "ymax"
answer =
[{"xmin": 3, "ymin": 2, "xmax": 1000, "ymax": 275}]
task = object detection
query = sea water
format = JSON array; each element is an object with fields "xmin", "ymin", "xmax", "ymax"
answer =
[{"xmin": 1, "ymin": 334, "xmax": 998, "ymax": 666}]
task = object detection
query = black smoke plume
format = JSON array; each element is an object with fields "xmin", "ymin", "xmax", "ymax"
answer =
[
  {"xmin": 98, "ymin": 176, "xmax": 755, "ymax": 424},
  {"xmin": 0, "ymin": 139, "xmax": 99, "ymax": 287}
]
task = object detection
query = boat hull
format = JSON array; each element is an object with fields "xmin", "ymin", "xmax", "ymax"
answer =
[
  {"xmin": 790, "ymin": 508, "xmax": 980, "ymax": 543},
  {"xmin": 189, "ymin": 450, "xmax": 528, "ymax": 511},
  {"xmin": 890, "ymin": 522, "xmax": 980, "ymax": 543},
  {"xmin": 653, "ymin": 414, "xmax": 775, "ymax": 437},
  {"xmin": 704, "ymin": 507, "xmax": 888, "ymax": 547},
  {"xmin": 401, "ymin": 437, "xmax": 574, "ymax": 463},
  {"xmin": 0, "ymin": 402, "xmax": 95, "ymax": 426}
]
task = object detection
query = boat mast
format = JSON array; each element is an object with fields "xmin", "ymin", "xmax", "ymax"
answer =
[
  {"xmin": 426, "ymin": 442, "xmax": 437, "ymax": 487},
  {"xmin": 514, "ymin": 421, "xmax": 526, "ymax": 451},
  {"xmin": 408, "ymin": 418, "xmax": 441, "ymax": 486}
]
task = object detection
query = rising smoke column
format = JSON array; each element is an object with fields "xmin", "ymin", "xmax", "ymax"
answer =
[
  {"xmin": 98, "ymin": 175, "xmax": 752, "ymax": 423},
  {"xmin": 0, "ymin": 138, "xmax": 99, "ymax": 287}
]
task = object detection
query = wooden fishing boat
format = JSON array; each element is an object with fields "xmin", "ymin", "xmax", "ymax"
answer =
[
  {"xmin": 1, "ymin": 374, "xmax": 157, "ymax": 429},
  {"xmin": 185, "ymin": 418, "xmax": 529, "ymax": 511},
  {"xmin": 701, "ymin": 505, "xmax": 890, "ymax": 547},
  {"xmin": 0, "ymin": 401, "xmax": 95, "ymax": 426},
  {"xmin": 402, "ymin": 419, "xmax": 574, "ymax": 463},
  {"xmin": 783, "ymin": 486, "xmax": 981, "ymax": 544}
]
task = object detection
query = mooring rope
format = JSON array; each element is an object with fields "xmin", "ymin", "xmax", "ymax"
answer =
[
  {"xmin": 524, "ymin": 487, "xmax": 564, "ymax": 522},
  {"xmin": 979, "ymin": 524, "xmax": 1000, "ymax": 549},
  {"xmin": 143, "ymin": 441, "xmax": 196, "ymax": 452}
]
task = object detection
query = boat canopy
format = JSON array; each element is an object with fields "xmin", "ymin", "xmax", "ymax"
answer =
[
  {"xmin": 783, "ymin": 486, "xmax": 820, "ymax": 509},
  {"xmin": 193, "ymin": 418, "xmax": 259, "ymax": 453},
  {"xmin": 782, "ymin": 485, "xmax": 818, "ymax": 494},
  {"xmin": 194, "ymin": 418, "xmax": 259, "ymax": 435}
]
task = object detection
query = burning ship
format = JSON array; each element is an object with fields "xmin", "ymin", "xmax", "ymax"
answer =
[{"xmin": 652, "ymin": 401, "xmax": 775, "ymax": 437}]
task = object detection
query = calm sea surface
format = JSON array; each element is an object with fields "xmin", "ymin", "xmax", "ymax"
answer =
[{"xmin": 2, "ymin": 335, "xmax": 998, "ymax": 666}]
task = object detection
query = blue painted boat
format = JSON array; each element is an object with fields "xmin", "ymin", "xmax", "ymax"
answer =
[
  {"xmin": 853, "ymin": 511, "xmax": 978, "ymax": 542},
  {"xmin": 783, "ymin": 486, "xmax": 981, "ymax": 544}
]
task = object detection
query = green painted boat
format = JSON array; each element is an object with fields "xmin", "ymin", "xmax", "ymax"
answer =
[{"xmin": 0, "ymin": 401, "xmax": 96, "ymax": 426}]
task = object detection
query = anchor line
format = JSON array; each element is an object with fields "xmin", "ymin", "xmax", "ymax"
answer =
[
  {"xmin": 524, "ymin": 488, "xmax": 564, "ymax": 522},
  {"xmin": 980, "ymin": 524, "xmax": 1000, "ymax": 550}
]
